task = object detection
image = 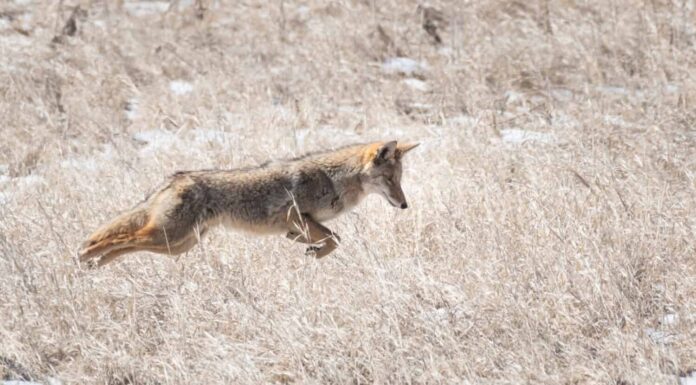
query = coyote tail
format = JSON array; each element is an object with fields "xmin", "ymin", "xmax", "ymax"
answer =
[{"xmin": 78, "ymin": 207, "xmax": 149, "ymax": 264}]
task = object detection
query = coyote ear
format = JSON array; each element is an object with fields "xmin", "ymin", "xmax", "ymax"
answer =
[
  {"xmin": 396, "ymin": 142, "xmax": 420, "ymax": 158},
  {"xmin": 374, "ymin": 141, "xmax": 397, "ymax": 164}
]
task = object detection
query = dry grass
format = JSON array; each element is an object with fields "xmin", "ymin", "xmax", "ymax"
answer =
[{"xmin": 1, "ymin": 0, "xmax": 695, "ymax": 384}]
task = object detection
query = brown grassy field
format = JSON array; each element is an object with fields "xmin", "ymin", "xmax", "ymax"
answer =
[{"xmin": 1, "ymin": 0, "xmax": 695, "ymax": 384}]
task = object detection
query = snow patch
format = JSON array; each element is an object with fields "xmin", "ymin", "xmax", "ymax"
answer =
[
  {"xmin": 550, "ymin": 88, "xmax": 573, "ymax": 102},
  {"xmin": 645, "ymin": 327, "xmax": 675, "ymax": 345},
  {"xmin": 382, "ymin": 57, "xmax": 428, "ymax": 76},
  {"xmin": 133, "ymin": 129, "xmax": 235, "ymax": 155},
  {"xmin": 18, "ymin": 12, "xmax": 33, "ymax": 30},
  {"xmin": 504, "ymin": 90, "xmax": 524, "ymax": 104},
  {"xmin": 133, "ymin": 129, "xmax": 175, "ymax": 144},
  {"xmin": 604, "ymin": 115, "xmax": 629, "ymax": 127},
  {"xmin": 124, "ymin": 1, "xmax": 170, "ymax": 16},
  {"xmin": 291, "ymin": 126, "xmax": 362, "ymax": 149},
  {"xmin": 46, "ymin": 378, "xmax": 62, "ymax": 385},
  {"xmin": 191, "ymin": 129, "xmax": 234, "ymax": 145},
  {"xmin": 0, "ymin": 18, "xmax": 11, "ymax": 30},
  {"xmin": 681, "ymin": 372, "xmax": 696, "ymax": 385},
  {"xmin": 92, "ymin": 19, "xmax": 106, "ymax": 29},
  {"xmin": 294, "ymin": 128, "xmax": 310, "ymax": 148},
  {"xmin": 16, "ymin": 174, "xmax": 46, "ymax": 188},
  {"xmin": 500, "ymin": 129, "xmax": 554, "ymax": 144},
  {"xmin": 403, "ymin": 78, "xmax": 429, "ymax": 92},
  {"xmin": 552, "ymin": 111, "xmax": 579, "ymax": 129},
  {"xmin": 665, "ymin": 84, "xmax": 679, "ymax": 94},
  {"xmin": 597, "ymin": 85, "xmax": 629, "ymax": 96},
  {"xmin": 448, "ymin": 115, "xmax": 479, "ymax": 127},
  {"xmin": 2, "ymin": 381, "xmax": 44, "ymax": 385},
  {"xmin": 437, "ymin": 46, "xmax": 453, "ymax": 57},
  {"xmin": 124, "ymin": 98, "xmax": 139, "ymax": 120},
  {"xmin": 59, "ymin": 145, "xmax": 116, "ymax": 172},
  {"xmin": 661, "ymin": 313, "xmax": 679, "ymax": 326},
  {"xmin": 295, "ymin": 5, "xmax": 310, "ymax": 19},
  {"xmin": 419, "ymin": 306, "xmax": 467, "ymax": 326},
  {"xmin": 169, "ymin": 80, "xmax": 193, "ymax": 96}
]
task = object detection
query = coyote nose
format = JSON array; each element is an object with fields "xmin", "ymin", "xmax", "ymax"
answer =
[{"xmin": 400, "ymin": 202, "xmax": 408, "ymax": 209}]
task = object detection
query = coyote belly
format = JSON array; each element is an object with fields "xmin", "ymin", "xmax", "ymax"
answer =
[{"xmin": 78, "ymin": 140, "xmax": 418, "ymax": 267}]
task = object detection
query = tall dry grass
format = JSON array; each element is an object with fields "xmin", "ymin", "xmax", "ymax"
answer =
[{"xmin": 1, "ymin": 0, "xmax": 695, "ymax": 384}]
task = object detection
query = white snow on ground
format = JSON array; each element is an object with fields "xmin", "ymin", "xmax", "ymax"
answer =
[
  {"xmin": 123, "ymin": 1, "xmax": 170, "ymax": 16},
  {"xmin": 500, "ymin": 129, "xmax": 554, "ymax": 144},
  {"xmin": 133, "ymin": 129, "xmax": 180, "ymax": 154},
  {"xmin": 645, "ymin": 312, "xmax": 681, "ymax": 345},
  {"xmin": 504, "ymin": 90, "xmax": 524, "ymax": 104},
  {"xmin": 664, "ymin": 84, "xmax": 679, "ymax": 94},
  {"xmin": 2, "ymin": 381, "xmax": 45, "ymax": 385},
  {"xmin": 604, "ymin": 114, "xmax": 630, "ymax": 127},
  {"xmin": 133, "ymin": 129, "xmax": 240, "ymax": 155},
  {"xmin": 0, "ymin": 174, "xmax": 46, "ymax": 204},
  {"xmin": 293, "ymin": 126, "xmax": 362, "ymax": 149},
  {"xmin": 295, "ymin": 5, "xmax": 310, "ymax": 19},
  {"xmin": 294, "ymin": 128, "xmax": 310, "ymax": 148},
  {"xmin": 18, "ymin": 12, "xmax": 32, "ymax": 30},
  {"xmin": 550, "ymin": 88, "xmax": 573, "ymax": 102},
  {"xmin": 192, "ymin": 129, "xmax": 229, "ymax": 144},
  {"xmin": 660, "ymin": 313, "xmax": 679, "ymax": 325},
  {"xmin": 551, "ymin": 111, "xmax": 580, "ymax": 129},
  {"xmin": 381, "ymin": 57, "xmax": 428, "ymax": 76},
  {"xmin": 448, "ymin": 115, "xmax": 480, "ymax": 127},
  {"xmin": 645, "ymin": 327, "xmax": 674, "ymax": 344},
  {"xmin": 401, "ymin": 102, "xmax": 432, "ymax": 113},
  {"xmin": 681, "ymin": 372, "xmax": 696, "ymax": 385},
  {"xmin": 1, "ymin": 379, "xmax": 62, "ymax": 385},
  {"xmin": 124, "ymin": 98, "xmax": 139, "ymax": 120},
  {"xmin": 169, "ymin": 80, "xmax": 193, "ymax": 95},
  {"xmin": 403, "ymin": 78, "xmax": 429, "ymax": 92},
  {"xmin": 419, "ymin": 306, "xmax": 467, "ymax": 325},
  {"xmin": 59, "ymin": 145, "xmax": 116, "ymax": 172},
  {"xmin": 597, "ymin": 85, "xmax": 629, "ymax": 96},
  {"xmin": 15, "ymin": 174, "xmax": 45, "ymax": 188}
]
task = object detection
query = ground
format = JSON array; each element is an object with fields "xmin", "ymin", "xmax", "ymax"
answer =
[{"xmin": 0, "ymin": 0, "xmax": 695, "ymax": 384}]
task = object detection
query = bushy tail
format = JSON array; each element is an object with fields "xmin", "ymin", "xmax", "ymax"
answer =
[{"xmin": 78, "ymin": 208, "xmax": 149, "ymax": 265}]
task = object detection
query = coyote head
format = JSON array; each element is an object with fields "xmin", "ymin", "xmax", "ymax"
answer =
[{"xmin": 362, "ymin": 140, "xmax": 419, "ymax": 209}]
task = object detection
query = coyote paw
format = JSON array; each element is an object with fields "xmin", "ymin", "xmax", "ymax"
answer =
[
  {"xmin": 83, "ymin": 257, "xmax": 100, "ymax": 270},
  {"xmin": 305, "ymin": 246, "xmax": 320, "ymax": 256}
]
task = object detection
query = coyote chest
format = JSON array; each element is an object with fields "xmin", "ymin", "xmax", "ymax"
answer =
[{"xmin": 289, "ymin": 169, "xmax": 365, "ymax": 222}]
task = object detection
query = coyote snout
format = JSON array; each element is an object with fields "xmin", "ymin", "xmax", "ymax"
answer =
[{"xmin": 78, "ymin": 140, "xmax": 419, "ymax": 266}]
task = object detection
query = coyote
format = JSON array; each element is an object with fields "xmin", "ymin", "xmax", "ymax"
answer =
[{"xmin": 78, "ymin": 140, "xmax": 418, "ymax": 266}]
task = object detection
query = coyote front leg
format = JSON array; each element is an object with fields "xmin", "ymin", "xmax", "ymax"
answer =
[{"xmin": 286, "ymin": 212, "xmax": 341, "ymax": 258}]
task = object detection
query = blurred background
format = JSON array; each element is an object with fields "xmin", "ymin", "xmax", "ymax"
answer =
[{"xmin": 0, "ymin": 1, "xmax": 695, "ymax": 384}]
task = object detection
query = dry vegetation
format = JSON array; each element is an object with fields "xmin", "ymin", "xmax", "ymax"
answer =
[{"xmin": 1, "ymin": 0, "xmax": 695, "ymax": 384}]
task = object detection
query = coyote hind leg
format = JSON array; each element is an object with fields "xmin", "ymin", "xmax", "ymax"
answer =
[
  {"xmin": 94, "ymin": 233, "xmax": 201, "ymax": 267},
  {"xmin": 81, "ymin": 222, "xmax": 204, "ymax": 267},
  {"xmin": 286, "ymin": 212, "xmax": 340, "ymax": 258}
]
